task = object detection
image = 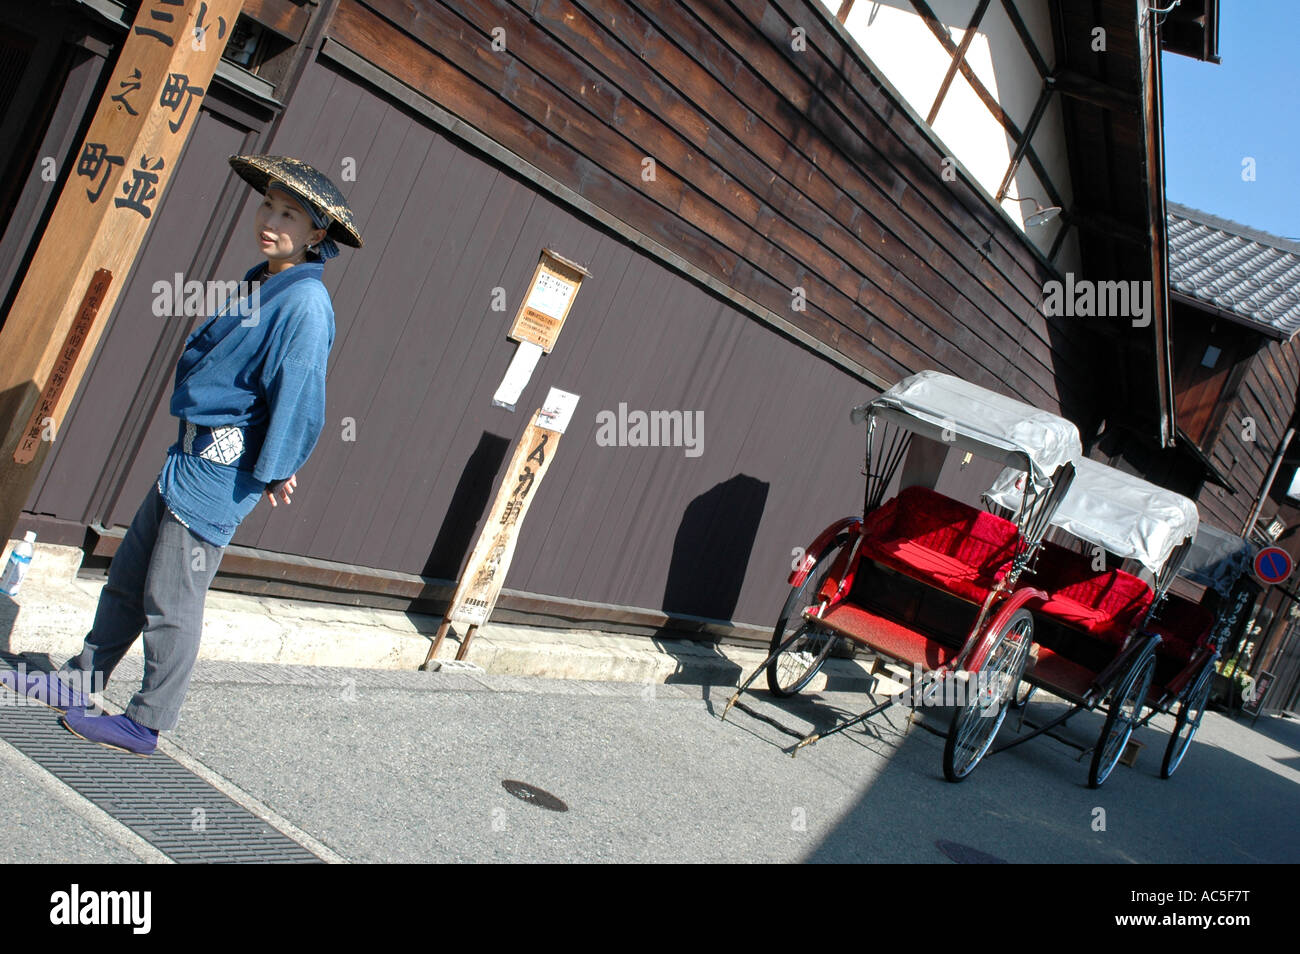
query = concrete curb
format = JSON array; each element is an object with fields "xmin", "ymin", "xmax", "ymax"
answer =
[{"xmin": 1, "ymin": 543, "xmax": 880, "ymax": 693}]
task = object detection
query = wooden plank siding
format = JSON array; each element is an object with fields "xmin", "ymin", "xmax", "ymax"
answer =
[
  {"xmin": 37, "ymin": 49, "xmax": 884, "ymax": 627},
  {"xmin": 26, "ymin": 96, "xmax": 270, "ymax": 528},
  {"xmin": 1197, "ymin": 338, "xmax": 1300, "ymax": 535},
  {"xmin": 325, "ymin": 0, "xmax": 1099, "ymax": 421},
  {"xmin": 10, "ymin": 0, "xmax": 1134, "ymax": 632}
]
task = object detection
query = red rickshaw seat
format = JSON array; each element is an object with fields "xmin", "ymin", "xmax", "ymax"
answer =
[
  {"xmin": 1145, "ymin": 595, "xmax": 1216, "ymax": 663},
  {"xmin": 858, "ymin": 486, "xmax": 1020, "ymax": 604},
  {"xmin": 1028, "ymin": 541, "xmax": 1154, "ymax": 644}
]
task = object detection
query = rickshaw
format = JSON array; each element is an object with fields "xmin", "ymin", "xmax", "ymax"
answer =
[
  {"xmin": 1144, "ymin": 523, "xmax": 1256, "ymax": 778},
  {"xmin": 981, "ymin": 456, "xmax": 1201, "ymax": 786},
  {"xmin": 721, "ymin": 370, "xmax": 1082, "ymax": 782}
]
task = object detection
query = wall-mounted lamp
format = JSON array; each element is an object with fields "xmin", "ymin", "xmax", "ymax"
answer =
[{"xmin": 1005, "ymin": 194, "xmax": 1062, "ymax": 228}]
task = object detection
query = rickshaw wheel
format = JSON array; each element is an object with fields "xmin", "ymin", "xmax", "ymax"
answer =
[
  {"xmin": 765, "ymin": 533, "xmax": 853, "ymax": 698},
  {"xmin": 1088, "ymin": 652, "xmax": 1157, "ymax": 789},
  {"xmin": 1160, "ymin": 661, "xmax": 1214, "ymax": 779},
  {"xmin": 942, "ymin": 608, "xmax": 1034, "ymax": 783},
  {"xmin": 1009, "ymin": 680, "xmax": 1037, "ymax": 710}
]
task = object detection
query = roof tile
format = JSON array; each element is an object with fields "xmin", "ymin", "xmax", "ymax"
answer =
[{"xmin": 1167, "ymin": 203, "xmax": 1300, "ymax": 338}]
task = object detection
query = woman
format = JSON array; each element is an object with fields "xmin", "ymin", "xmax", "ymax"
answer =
[{"xmin": 3, "ymin": 155, "xmax": 362, "ymax": 755}]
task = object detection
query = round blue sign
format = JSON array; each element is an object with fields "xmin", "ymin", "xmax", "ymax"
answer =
[{"xmin": 1255, "ymin": 547, "xmax": 1292, "ymax": 585}]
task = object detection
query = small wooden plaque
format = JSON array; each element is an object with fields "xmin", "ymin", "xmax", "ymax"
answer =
[
  {"xmin": 506, "ymin": 249, "xmax": 588, "ymax": 353},
  {"xmin": 13, "ymin": 269, "xmax": 113, "ymax": 464}
]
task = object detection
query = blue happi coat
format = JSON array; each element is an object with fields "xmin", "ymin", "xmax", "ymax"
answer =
[{"xmin": 155, "ymin": 260, "xmax": 335, "ymax": 546}]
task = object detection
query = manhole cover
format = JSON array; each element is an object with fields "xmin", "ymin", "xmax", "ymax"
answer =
[
  {"xmin": 935, "ymin": 840, "xmax": 1007, "ymax": 864},
  {"xmin": 501, "ymin": 780, "xmax": 568, "ymax": 812}
]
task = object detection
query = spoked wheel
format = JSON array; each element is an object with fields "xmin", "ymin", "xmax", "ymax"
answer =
[
  {"xmin": 1160, "ymin": 661, "xmax": 1214, "ymax": 779},
  {"xmin": 1089, "ymin": 652, "xmax": 1157, "ymax": 789},
  {"xmin": 943, "ymin": 608, "xmax": 1035, "ymax": 783},
  {"xmin": 766, "ymin": 533, "xmax": 853, "ymax": 698},
  {"xmin": 1010, "ymin": 679, "xmax": 1037, "ymax": 710}
]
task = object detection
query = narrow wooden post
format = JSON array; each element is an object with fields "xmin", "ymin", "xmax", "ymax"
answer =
[{"xmin": 0, "ymin": 0, "xmax": 245, "ymax": 543}]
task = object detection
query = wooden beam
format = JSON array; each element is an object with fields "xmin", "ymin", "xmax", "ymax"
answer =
[
  {"xmin": 1068, "ymin": 209, "xmax": 1150, "ymax": 247},
  {"xmin": 1139, "ymin": 5, "xmax": 1176, "ymax": 446},
  {"xmin": 910, "ymin": 0, "xmax": 1017, "ymax": 135},
  {"xmin": 909, "ymin": 0, "xmax": 1063, "ymax": 210},
  {"xmin": 1000, "ymin": 0, "xmax": 1049, "ymax": 77},
  {"xmin": 0, "ymin": 0, "xmax": 246, "ymax": 544},
  {"xmin": 1047, "ymin": 68, "xmax": 1140, "ymax": 114},
  {"xmin": 241, "ymin": 0, "xmax": 310, "ymax": 41},
  {"xmin": 996, "ymin": 83, "xmax": 1054, "ymax": 201},
  {"xmin": 927, "ymin": 0, "xmax": 990, "ymax": 126},
  {"xmin": 835, "ymin": 0, "xmax": 856, "ymax": 24}
]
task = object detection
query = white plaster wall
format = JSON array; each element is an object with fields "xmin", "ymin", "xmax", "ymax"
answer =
[{"xmin": 828, "ymin": 0, "xmax": 1079, "ymax": 271}]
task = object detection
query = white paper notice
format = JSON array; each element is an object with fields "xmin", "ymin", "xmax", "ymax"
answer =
[
  {"xmin": 538, "ymin": 387, "xmax": 580, "ymax": 433},
  {"xmin": 492, "ymin": 341, "xmax": 544, "ymax": 411},
  {"xmin": 527, "ymin": 271, "xmax": 575, "ymax": 319}
]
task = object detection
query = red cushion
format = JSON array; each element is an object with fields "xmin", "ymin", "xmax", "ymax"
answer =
[
  {"xmin": 1146, "ymin": 595, "xmax": 1215, "ymax": 662},
  {"xmin": 1029, "ymin": 541, "xmax": 1154, "ymax": 642},
  {"xmin": 860, "ymin": 486, "xmax": 1019, "ymax": 602}
]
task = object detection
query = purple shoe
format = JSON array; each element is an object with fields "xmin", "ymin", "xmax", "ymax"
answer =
[
  {"xmin": 0, "ymin": 669, "xmax": 90, "ymax": 712},
  {"xmin": 60, "ymin": 707, "xmax": 158, "ymax": 757}
]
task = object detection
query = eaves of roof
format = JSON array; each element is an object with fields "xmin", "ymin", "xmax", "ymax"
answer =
[{"xmin": 1167, "ymin": 203, "xmax": 1300, "ymax": 341}]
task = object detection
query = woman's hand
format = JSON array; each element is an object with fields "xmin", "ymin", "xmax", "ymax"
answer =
[{"xmin": 264, "ymin": 473, "xmax": 297, "ymax": 507}]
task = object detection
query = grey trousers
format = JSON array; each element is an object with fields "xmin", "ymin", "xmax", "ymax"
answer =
[{"xmin": 61, "ymin": 482, "xmax": 224, "ymax": 731}]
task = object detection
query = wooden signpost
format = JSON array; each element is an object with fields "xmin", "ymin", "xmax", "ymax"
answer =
[
  {"xmin": 0, "ymin": 0, "xmax": 245, "ymax": 543},
  {"xmin": 422, "ymin": 388, "xmax": 580, "ymax": 667},
  {"xmin": 493, "ymin": 249, "xmax": 588, "ymax": 411}
]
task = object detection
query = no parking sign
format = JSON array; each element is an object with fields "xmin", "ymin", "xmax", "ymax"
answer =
[{"xmin": 1254, "ymin": 547, "xmax": 1292, "ymax": 585}]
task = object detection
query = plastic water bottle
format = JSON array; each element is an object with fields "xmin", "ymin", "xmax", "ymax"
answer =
[{"xmin": 0, "ymin": 531, "xmax": 36, "ymax": 597}]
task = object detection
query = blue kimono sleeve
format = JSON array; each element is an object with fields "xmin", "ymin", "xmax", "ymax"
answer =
[{"xmin": 251, "ymin": 296, "xmax": 334, "ymax": 485}]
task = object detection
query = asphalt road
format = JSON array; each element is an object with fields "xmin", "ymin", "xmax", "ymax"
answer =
[{"xmin": 1, "ymin": 654, "xmax": 1297, "ymax": 863}]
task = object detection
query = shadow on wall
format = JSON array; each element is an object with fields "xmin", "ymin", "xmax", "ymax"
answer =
[
  {"xmin": 653, "ymin": 474, "xmax": 769, "ymax": 685},
  {"xmin": 418, "ymin": 431, "xmax": 511, "ymax": 583}
]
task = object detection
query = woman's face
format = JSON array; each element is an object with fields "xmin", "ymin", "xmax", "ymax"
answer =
[{"xmin": 254, "ymin": 187, "xmax": 327, "ymax": 272}]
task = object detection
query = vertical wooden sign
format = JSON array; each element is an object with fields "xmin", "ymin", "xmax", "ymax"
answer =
[
  {"xmin": 0, "ymin": 0, "xmax": 245, "ymax": 542},
  {"xmin": 423, "ymin": 388, "xmax": 581, "ymax": 666}
]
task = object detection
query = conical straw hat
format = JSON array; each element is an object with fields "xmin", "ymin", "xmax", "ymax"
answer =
[{"xmin": 228, "ymin": 154, "xmax": 363, "ymax": 248}]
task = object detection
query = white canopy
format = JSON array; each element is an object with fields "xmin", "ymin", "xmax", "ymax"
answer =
[
  {"xmin": 984, "ymin": 456, "xmax": 1200, "ymax": 575},
  {"xmin": 851, "ymin": 370, "xmax": 1082, "ymax": 492}
]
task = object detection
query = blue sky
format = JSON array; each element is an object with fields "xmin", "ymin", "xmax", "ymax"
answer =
[{"xmin": 1162, "ymin": 0, "xmax": 1298, "ymax": 238}]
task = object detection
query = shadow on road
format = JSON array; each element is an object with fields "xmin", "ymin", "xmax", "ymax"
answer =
[{"xmin": 791, "ymin": 692, "xmax": 1300, "ymax": 863}]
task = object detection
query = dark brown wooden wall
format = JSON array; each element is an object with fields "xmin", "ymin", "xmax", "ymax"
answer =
[
  {"xmin": 326, "ymin": 0, "xmax": 1098, "ymax": 421},
  {"xmin": 1199, "ymin": 335, "xmax": 1300, "ymax": 537},
  {"xmin": 25, "ymin": 92, "xmax": 272, "ymax": 533},
  {"xmin": 15, "ymin": 0, "xmax": 1121, "ymax": 629},
  {"xmin": 1197, "ymin": 335, "xmax": 1300, "ymax": 685}
]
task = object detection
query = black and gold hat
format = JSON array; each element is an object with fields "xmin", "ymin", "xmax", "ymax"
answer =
[{"xmin": 228, "ymin": 154, "xmax": 363, "ymax": 248}]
